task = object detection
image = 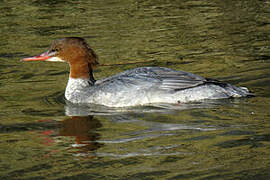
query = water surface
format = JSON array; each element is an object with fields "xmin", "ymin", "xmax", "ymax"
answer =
[{"xmin": 0, "ymin": 0, "xmax": 270, "ymax": 179}]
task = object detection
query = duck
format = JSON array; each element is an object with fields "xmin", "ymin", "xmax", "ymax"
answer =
[{"xmin": 21, "ymin": 37, "xmax": 251, "ymax": 107}]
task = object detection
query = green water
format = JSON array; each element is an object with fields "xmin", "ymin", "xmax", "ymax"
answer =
[{"xmin": 0, "ymin": 0, "xmax": 270, "ymax": 179}]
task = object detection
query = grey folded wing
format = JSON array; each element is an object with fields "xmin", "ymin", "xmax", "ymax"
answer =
[{"xmin": 95, "ymin": 67, "xmax": 207, "ymax": 92}]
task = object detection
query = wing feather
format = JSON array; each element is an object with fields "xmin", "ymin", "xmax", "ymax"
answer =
[{"xmin": 95, "ymin": 67, "xmax": 207, "ymax": 92}]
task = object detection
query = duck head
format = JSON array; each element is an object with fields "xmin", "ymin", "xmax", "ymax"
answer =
[{"xmin": 22, "ymin": 37, "xmax": 99, "ymax": 79}]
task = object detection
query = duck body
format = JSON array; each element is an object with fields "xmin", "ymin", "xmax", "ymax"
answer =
[
  {"xmin": 22, "ymin": 37, "xmax": 251, "ymax": 107},
  {"xmin": 65, "ymin": 66, "xmax": 250, "ymax": 107}
]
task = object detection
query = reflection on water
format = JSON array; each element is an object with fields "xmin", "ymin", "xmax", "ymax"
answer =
[
  {"xmin": 32, "ymin": 102, "xmax": 222, "ymax": 158},
  {"xmin": 0, "ymin": 102, "xmax": 222, "ymax": 159},
  {"xmin": 0, "ymin": 0, "xmax": 269, "ymax": 179},
  {"xmin": 2, "ymin": 96, "xmax": 269, "ymax": 179},
  {"xmin": 0, "ymin": 114, "xmax": 103, "ymax": 156},
  {"xmin": 63, "ymin": 103, "xmax": 218, "ymax": 158},
  {"xmin": 58, "ymin": 116, "xmax": 102, "ymax": 155}
]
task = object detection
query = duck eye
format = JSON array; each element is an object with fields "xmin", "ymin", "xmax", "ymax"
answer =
[
  {"xmin": 48, "ymin": 48, "xmax": 59, "ymax": 56},
  {"xmin": 50, "ymin": 48, "xmax": 59, "ymax": 54}
]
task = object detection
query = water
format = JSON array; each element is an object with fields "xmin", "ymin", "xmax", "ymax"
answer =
[{"xmin": 0, "ymin": 0, "xmax": 270, "ymax": 179}]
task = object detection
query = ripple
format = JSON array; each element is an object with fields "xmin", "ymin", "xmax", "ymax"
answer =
[
  {"xmin": 72, "ymin": 145, "xmax": 190, "ymax": 158},
  {"xmin": 77, "ymin": 152, "xmax": 185, "ymax": 158},
  {"xmin": 95, "ymin": 133, "xmax": 175, "ymax": 144},
  {"xmin": 43, "ymin": 91, "xmax": 65, "ymax": 105}
]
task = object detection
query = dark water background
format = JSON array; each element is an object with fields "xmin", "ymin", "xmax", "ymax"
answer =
[{"xmin": 0, "ymin": 0, "xmax": 270, "ymax": 179}]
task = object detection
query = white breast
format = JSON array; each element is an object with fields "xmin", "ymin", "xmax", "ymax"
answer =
[{"xmin": 65, "ymin": 78, "xmax": 93, "ymax": 103}]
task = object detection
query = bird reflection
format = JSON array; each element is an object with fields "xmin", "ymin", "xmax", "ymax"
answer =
[
  {"xmin": 36, "ymin": 98, "xmax": 224, "ymax": 157},
  {"xmin": 59, "ymin": 115, "xmax": 103, "ymax": 154},
  {"xmin": 38, "ymin": 114, "xmax": 103, "ymax": 156}
]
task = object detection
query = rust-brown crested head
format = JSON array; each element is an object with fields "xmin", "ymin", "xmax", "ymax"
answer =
[
  {"xmin": 49, "ymin": 37, "xmax": 99, "ymax": 68},
  {"xmin": 22, "ymin": 37, "xmax": 99, "ymax": 69},
  {"xmin": 22, "ymin": 37, "xmax": 99, "ymax": 79}
]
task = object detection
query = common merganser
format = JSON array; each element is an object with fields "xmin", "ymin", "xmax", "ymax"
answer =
[{"xmin": 21, "ymin": 37, "xmax": 251, "ymax": 107}]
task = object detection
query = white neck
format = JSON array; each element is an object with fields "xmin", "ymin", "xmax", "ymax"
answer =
[{"xmin": 65, "ymin": 77, "xmax": 92, "ymax": 103}]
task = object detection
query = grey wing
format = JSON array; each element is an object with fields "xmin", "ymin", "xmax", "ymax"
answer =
[
  {"xmin": 95, "ymin": 67, "xmax": 207, "ymax": 91},
  {"xmin": 149, "ymin": 67, "xmax": 207, "ymax": 91}
]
